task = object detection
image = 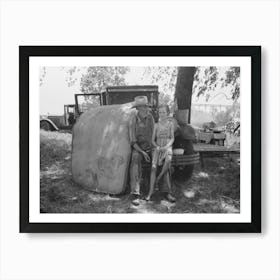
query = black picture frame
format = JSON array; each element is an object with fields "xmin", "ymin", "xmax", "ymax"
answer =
[{"xmin": 20, "ymin": 46, "xmax": 261, "ymax": 233}]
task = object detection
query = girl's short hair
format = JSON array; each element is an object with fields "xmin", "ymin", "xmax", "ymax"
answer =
[{"xmin": 158, "ymin": 104, "xmax": 170, "ymax": 115}]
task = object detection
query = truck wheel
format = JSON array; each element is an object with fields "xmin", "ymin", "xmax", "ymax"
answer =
[
  {"xmin": 172, "ymin": 137, "xmax": 195, "ymax": 182},
  {"xmin": 172, "ymin": 164, "xmax": 194, "ymax": 182},
  {"xmin": 40, "ymin": 120, "xmax": 51, "ymax": 131}
]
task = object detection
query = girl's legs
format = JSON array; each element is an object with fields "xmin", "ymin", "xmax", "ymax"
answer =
[
  {"xmin": 163, "ymin": 171, "xmax": 176, "ymax": 203},
  {"xmin": 146, "ymin": 166, "xmax": 157, "ymax": 200},
  {"xmin": 156, "ymin": 157, "xmax": 171, "ymax": 183},
  {"xmin": 164, "ymin": 171, "xmax": 172, "ymax": 192}
]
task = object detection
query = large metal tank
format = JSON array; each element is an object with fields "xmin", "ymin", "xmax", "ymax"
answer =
[{"xmin": 72, "ymin": 103, "xmax": 135, "ymax": 194}]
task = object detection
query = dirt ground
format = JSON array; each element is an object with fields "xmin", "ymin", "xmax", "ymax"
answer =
[{"xmin": 40, "ymin": 130, "xmax": 240, "ymax": 214}]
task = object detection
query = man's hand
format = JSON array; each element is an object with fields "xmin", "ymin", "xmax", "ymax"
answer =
[
  {"xmin": 142, "ymin": 151, "xmax": 150, "ymax": 162},
  {"xmin": 159, "ymin": 146, "xmax": 167, "ymax": 152}
]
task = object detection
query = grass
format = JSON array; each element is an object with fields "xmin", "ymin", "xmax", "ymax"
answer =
[{"xmin": 40, "ymin": 130, "xmax": 240, "ymax": 214}]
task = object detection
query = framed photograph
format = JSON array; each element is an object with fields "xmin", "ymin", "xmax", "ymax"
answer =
[{"xmin": 20, "ymin": 46, "xmax": 261, "ymax": 233}]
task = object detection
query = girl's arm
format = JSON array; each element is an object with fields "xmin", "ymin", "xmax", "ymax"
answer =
[
  {"xmin": 163, "ymin": 121, "xmax": 174, "ymax": 149},
  {"xmin": 151, "ymin": 124, "xmax": 158, "ymax": 148}
]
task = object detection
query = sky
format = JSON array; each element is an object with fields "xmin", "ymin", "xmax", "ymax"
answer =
[
  {"xmin": 40, "ymin": 67, "xmax": 147, "ymax": 115},
  {"xmin": 40, "ymin": 67, "xmax": 84, "ymax": 115},
  {"xmin": 40, "ymin": 66, "xmax": 235, "ymax": 115}
]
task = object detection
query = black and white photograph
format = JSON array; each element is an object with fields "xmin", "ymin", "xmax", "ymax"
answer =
[
  {"xmin": 20, "ymin": 46, "xmax": 260, "ymax": 232},
  {"xmin": 39, "ymin": 66, "xmax": 241, "ymax": 214}
]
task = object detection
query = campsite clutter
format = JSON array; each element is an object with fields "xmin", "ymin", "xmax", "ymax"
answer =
[{"xmin": 41, "ymin": 85, "xmax": 240, "ymax": 196}]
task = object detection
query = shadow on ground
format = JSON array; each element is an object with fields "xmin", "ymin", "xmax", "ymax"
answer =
[{"xmin": 40, "ymin": 131, "xmax": 240, "ymax": 214}]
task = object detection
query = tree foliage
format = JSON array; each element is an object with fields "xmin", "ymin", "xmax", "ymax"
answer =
[
  {"xmin": 212, "ymin": 102, "xmax": 240, "ymax": 126},
  {"xmin": 39, "ymin": 66, "xmax": 129, "ymax": 93},
  {"xmin": 40, "ymin": 66, "xmax": 240, "ymax": 105},
  {"xmin": 39, "ymin": 67, "xmax": 47, "ymax": 86},
  {"xmin": 39, "ymin": 66, "xmax": 84, "ymax": 87},
  {"xmin": 142, "ymin": 67, "xmax": 177, "ymax": 106},
  {"xmin": 223, "ymin": 67, "xmax": 240, "ymax": 100},
  {"xmin": 144, "ymin": 66, "xmax": 240, "ymax": 106},
  {"xmin": 193, "ymin": 67, "xmax": 218, "ymax": 100},
  {"xmin": 143, "ymin": 67, "xmax": 177, "ymax": 93},
  {"xmin": 64, "ymin": 66, "xmax": 83, "ymax": 87},
  {"xmin": 80, "ymin": 67, "xmax": 129, "ymax": 93},
  {"xmin": 193, "ymin": 66, "xmax": 240, "ymax": 101}
]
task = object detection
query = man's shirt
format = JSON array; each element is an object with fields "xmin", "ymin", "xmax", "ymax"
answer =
[{"xmin": 129, "ymin": 112, "xmax": 155, "ymax": 152}]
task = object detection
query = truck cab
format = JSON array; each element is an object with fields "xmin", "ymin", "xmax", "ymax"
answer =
[{"xmin": 75, "ymin": 85, "xmax": 159, "ymax": 121}]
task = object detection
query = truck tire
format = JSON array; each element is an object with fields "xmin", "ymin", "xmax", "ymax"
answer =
[
  {"xmin": 172, "ymin": 138, "xmax": 195, "ymax": 182},
  {"xmin": 172, "ymin": 164, "xmax": 194, "ymax": 182}
]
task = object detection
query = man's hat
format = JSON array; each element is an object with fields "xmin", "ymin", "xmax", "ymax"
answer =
[{"xmin": 132, "ymin": 96, "xmax": 150, "ymax": 108}]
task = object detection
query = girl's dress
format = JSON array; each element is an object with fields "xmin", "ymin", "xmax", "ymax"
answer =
[{"xmin": 152, "ymin": 119, "xmax": 174, "ymax": 167}]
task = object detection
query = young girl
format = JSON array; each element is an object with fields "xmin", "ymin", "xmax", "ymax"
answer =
[{"xmin": 146, "ymin": 105, "xmax": 175, "ymax": 202}]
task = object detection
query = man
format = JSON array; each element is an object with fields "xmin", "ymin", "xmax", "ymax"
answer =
[{"xmin": 129, "ymin": 96, "xmax": 176, "ymax": 206}]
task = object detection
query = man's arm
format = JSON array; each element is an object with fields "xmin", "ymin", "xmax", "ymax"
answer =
[
  {"xmin": 129, "ymin": 113, "xmax": 137, "ymax": 146},
  {"xmin": 132, "ymin": 143, "xmax": 150, "ymax": 163},
  {"xmin": 129, "ymin": 113, "xmax": 150, "ymax": 162}
]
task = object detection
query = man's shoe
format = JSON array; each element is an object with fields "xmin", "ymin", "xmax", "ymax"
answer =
[{"xmin": 165, "ymin": 193, "xmax": 176, "ymax": 203}]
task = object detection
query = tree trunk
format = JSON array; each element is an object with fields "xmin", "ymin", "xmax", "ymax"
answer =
[
  {"xmin": 173, "ymin": 67, "xmax": 196, "ymax": 182},
  {"xmin": 175, "ymin": 67, "xmax": 196, "ymax": 123}
]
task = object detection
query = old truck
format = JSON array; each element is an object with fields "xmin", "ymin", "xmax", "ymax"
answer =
[
  {"xmin": 40, "ymin": 104, "xmax": 76, "ymax": 131},
  {"xmin": 40, "ymin": 86, "xmax": 160, "ymax": 130},
  {"xmin": 40, "ymin": 85, "xmax": 159, "ymax": 130}
]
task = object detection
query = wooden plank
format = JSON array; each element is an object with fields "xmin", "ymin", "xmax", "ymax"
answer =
[
  {"xmin": 172, "ymin": 160, "xmax": 200, "ymax": 166},
  {"xmin": 194, "ymin": 143, "xmax": 240, "ymax": 153},
  {"xmin": 173, "ymin": 154, "xmax": 200, "ymax": 159},
  {"xmin": 172, "ymin": 156, "xmax": 200, "ymax": 163}
]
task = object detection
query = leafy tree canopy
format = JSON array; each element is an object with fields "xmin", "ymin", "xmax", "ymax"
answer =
[
  {"xmin": 80, "ymin": 67, "xmax": 129, "ymax": 94},
  {"xmin": 145, "ymin": 66, "xmax": 240, "ymax": 102},
  {"xmin": 193, "ymin": 66, "xmax": 240, "ymax": 101},
  {"xmin": 141, "ymin": 67, "xmax": 177, "ymax": 106},
  {"xmin": 40, "ymin": 66, "xmax": 240, "ymax": 104},
  {"xmin": 39, "ymin": 66, "xmax": 129, "ymax": 92}
]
